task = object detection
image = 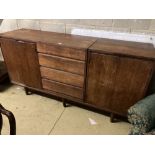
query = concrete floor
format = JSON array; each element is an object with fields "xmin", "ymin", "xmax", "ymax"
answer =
[{"xmin": 0, "ymin": 84, "xmax": 131, "ymax": 135}]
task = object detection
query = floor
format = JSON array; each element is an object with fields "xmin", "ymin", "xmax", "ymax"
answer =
[{"xmin": 0, "ymin": 84, "xmax": 131, "ymax": 135}]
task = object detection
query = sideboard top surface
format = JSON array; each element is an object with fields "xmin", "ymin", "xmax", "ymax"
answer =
[
  {"xmin": 1, "ymin": 29, "xmax": 155, "ymax": 60},
  {"xmin": 89, "ymin": 38, "xmax": 155, "ymax": 60},
  {"xmin": 0, "ymin": 29, "xmax": 97, "ymax": 49}
]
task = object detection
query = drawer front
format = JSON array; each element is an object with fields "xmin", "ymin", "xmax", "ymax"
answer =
[
  {"xmin": 37, "ymin": 42, "xmax": 86, "ymax": 61},
  {"xmin": 40, "ymin": 67, "xmax": 84, "ymax": 88},
  {"xmin": 38, "ymin": 53, "xmax": 85, "ymax": 75},
  {"xmin": 42, "ymin": 79, "xmax": 83, "ymax": 99}
]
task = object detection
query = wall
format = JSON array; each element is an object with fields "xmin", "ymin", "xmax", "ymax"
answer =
[
  {"xmin": 39, "ymin": 19, "xmax": 155, "ymax": 35},
  {"xmin": 0, "ymin": 19, "xmax": 155, "ymax": 60},
  {"xmin": 1, "ymin": 19, "xmax": 155, "ymax": 34}
]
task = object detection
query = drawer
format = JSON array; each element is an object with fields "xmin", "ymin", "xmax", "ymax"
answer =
[
  {"xmin": 40, "ymin": 67, "xmax": 84, "ymax": 88},
  {"xmin": 37, "ymin": 42, "xmax": 86, "ymax": 61},
  {"xmin": 42, "ymin": 79, "xmax": 83, "ymax": 99},
  {"xmin": 38, "ymin": 53, "xmax": 85, "ymax": 75}
]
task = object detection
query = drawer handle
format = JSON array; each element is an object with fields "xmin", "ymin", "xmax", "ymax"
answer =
[{"xmin": 17, "ymin": 40, "xmax": 25, "ymax": 43}]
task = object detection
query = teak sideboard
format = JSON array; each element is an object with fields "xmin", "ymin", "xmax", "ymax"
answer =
[{"xmin": 0, "ymin": 29, "xmax": 155, "ymax": 121}]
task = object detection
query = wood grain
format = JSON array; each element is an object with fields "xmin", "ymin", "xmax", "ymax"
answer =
[
  {"xmin": 0, "ymin": 61, "xmax": 8, "ymax": 82},
  {"xmin": 86, "ymin": 52, "xmax": 154, "ymax": 115},
  {"xmin": 0, "ymin": 38, "xmax": 42, "ymax": 89},
  {"xmin": 38, "ymin": 53, "xmax": 85, "ymax": 75},
  {"xmin": 40, "ymin": 67, "xmax": 84, "ymax": 88},
  {"xmin": 42, "ymin": 79, "xmax": 83, "ymax": 99},
  {"xmin": 0, "ymin": 29, "xmax": 96, "ymax": 49},
  {"xmin": 89, "ymin": 38, "xmax": 155, "ymax": 60},
  {"xmin": 37, "ymin": 43, "xmax": 86, "ymax": 61}
]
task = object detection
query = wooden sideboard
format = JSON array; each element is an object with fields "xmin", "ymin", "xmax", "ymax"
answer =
[
  {"xmin": 0, "ymin": 29, "xmax": 155, "ymax": 121},
  {"xmin": 0, "ymin": 61, "xmax": 8, "ymax": 83}
]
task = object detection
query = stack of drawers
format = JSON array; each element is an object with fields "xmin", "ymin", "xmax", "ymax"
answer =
[{"xmin": 37, "ymin": 42, "xmax": 86, "ymax": 100}]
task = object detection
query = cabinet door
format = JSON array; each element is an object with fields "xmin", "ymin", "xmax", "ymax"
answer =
[
  {"xmin": 86, "ymin": 52, "xmax": 154, "ymax": 116},
  {"xmin": 0, "ymin": 38, "xmax": 42, "ymax": 89}
]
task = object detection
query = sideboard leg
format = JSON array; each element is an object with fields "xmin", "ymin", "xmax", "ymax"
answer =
[
  {"xmin": 62, "ymin": 99, "xmax": 67, "ymax": 107},
  {"xmin": 110, "ymin": 113, "xmax": 115, "ymax": 123},
  {"xmin": 24, "ymin": 87, "xmax": 32, "ymax": 95}
]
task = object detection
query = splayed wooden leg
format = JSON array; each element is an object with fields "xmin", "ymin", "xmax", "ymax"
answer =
[{"xmin": 24, "ymin": 87, "xmax": 32, "ymax": 95}]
